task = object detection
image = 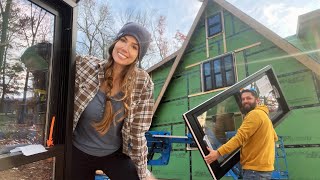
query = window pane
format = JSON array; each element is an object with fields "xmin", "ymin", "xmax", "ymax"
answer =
[
  {"xmin": 0, "ymin": 0, "xmax": 54, "ymax": 153},
  {"xmin": 196, "ymin": 96, "xmax": 241, "ymax": 162},
  {"xmin": 205, "ymin": 77, "xmax": 213, "ymax": 91},
  {"xmin": 0, "ymin": 158, "xmax": 54, "ymax": 179},
  {"xmin": 208, "ymin": 14, "xmax": 221, "ymax": 26},
  {"xmin": 253, "ymin": 75, "xmax": 282, "ymax": 118},
  {"xmin": 215, "ymin": 74, "xmax": 222, "ymax": 88},
  {"xmin": 224, "ymin": 55, "xmax": 233, "ymax": 70},
  {"xmin": 203, "ymin": 62, "xmax": 211, "ymax": 76},
  {"xmin": 226, "ymin": 70, "xmax": 235, "ymax": 86},
  {"xmin": 209, "ymin": 24, "xmax": 222, "ymax": 36},
  {"xmin": 214, "ymin": 60, "xmax": 221, "ymax": 73}
]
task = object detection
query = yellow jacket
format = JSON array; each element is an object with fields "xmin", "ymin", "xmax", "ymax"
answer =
[{"xmin": 217, "ymin": 105, "xmax": 278, "ymax": 171}]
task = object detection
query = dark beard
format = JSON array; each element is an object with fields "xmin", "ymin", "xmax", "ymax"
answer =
[{"xmin": 241, "ymin": 102, "xmax": 257, "ymax": 114}]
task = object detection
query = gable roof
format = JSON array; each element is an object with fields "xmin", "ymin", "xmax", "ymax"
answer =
[
  {"xmin": 149, "ymin": 0, "xmax": 320, "ymax": 112},
  {"xmin": 286, "ymin": 35, "xmax": 320, "ymax": 64},
  {"xmin": 214, "ymin": 0, "xmax": 320, "ymax": 75},
  {"xmin": 146, "ymin": 50, "xmax": 179, "ymax": 73},
  {"xmin": 150, "ymin": 0, "xmax": 209, "ymax": 112}
]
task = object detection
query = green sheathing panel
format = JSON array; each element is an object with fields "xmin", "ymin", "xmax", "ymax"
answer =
[
  {"xmin": 189, "ymin": 92, "xmax": 220, "ymax": 109},
  {"xmin": 224, "ymin": 12, "xmax": 274, "ymax": 52},
  {"xmin": 181, "ymin": 45, "xmax": 207, "ymax": 69},
  {"xmin": 188, "ymin": 67, "xmax": 202, "ymax": 95},
  {"xmin": 297, "ymin": 20, "xmax": 320, "ymax": 63},
  {"xmin": 245, "ymin": 47, "xmax": 307, "ymax": 76},
  {"xmin": 153, "ymin": 82, "xmax": 164, "ymax": 101},
  {"xmin": 235, "ymin": 51, "xmax": 246, "ymax": 81},
  {"xmin": 284, "ymin": 148, "xmax": 320, "ymax": 180},
  {"xmin": 151, "ymin": 62, "xmax": 172, "ymax": 82},
  {"xmin": 149, "ymin": 124, "xmax": 171, "ymax": 133},
  {"xmin": 191, "ymin": 150, "xmax": 234, "ymax": 180},
  {"xmin": 275, "ymin": 107, "xmax": 320, "ymax": 180},
  {"xmin": 191, "ymin": 150, "xmax": 212, "ymax": 180},
  {"xmin": 278, "ymin": 71, "xmax": 319, "ymax": 107},
  {"xmin": 276, "ymin": 107, "xmax": 320, "ymax": 145},
  {"xmin": 151, "ymin": 151, "xmax": 190, "ymax": 179},
  {"xmin": 151, "ymin": 61, "xmax": 173, "ymax": 100},
  {"xmin": 172, "ymin": 124, "xmax": 187, "ymax": 149},
  {"xmin": 163, "ymin": 75, "xmax": 188, "ymax": 101},
  {"xmin": 153, "ymin": 98, "xmax": 188, "ymax": 125},
  {"xmin": 286, "ymin": 35, "xmax": 320, "ymax": 64},
  {"xmin": 303, "ymin": 27, "xmax": 320, "ymax": 62}
]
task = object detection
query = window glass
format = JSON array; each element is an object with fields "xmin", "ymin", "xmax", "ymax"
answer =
[
  {"xmin": 245, "ymin": 75, "xmax": 281, "ymax": 119},
  {"xmin": 224, "ymin": 55, "xmax": 232, "ymax": 70},
  {"xmin": 0, "ymin": 0, "xmax": 54, "ymax": 154},
  {"xmin": 202, "ymin": 54, "xmax": 235, "ymax": 91},
  {"xmin": 205, "ymin": 77, "xmax": 213, "ymax": 90},
  {"xmin": 213, "ymin": 59, "xmax": 221, "ymax": 73},
  {"xmin": 204, "ymin": 62, "xmax": 211, "ymax": 76},
  {"xmin": 215, "ymin": 74, "xmax": 222, "ymax": 88},
  {"xmin": 226, "ymin": 70, "xmax": 234, "ymax": 86},
  {"xmin": 209, "ymin": 25, "xmax": 222, "ymax": 36},
  {"xmin": 197, "ymin": 96, "xmax": 241, "ymax": 163},
  {"xmin": 208, "ymin": 14, "xmax": 221, "ymax": 26},
  {"xmin": 207, "ymin": 13, "xmax": 222, "ymax": 36}
]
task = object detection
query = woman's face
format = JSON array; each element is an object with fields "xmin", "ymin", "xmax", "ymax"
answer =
[{"xmin": 112, "ymin": 35, "xmax": 139, "ymax": 68}]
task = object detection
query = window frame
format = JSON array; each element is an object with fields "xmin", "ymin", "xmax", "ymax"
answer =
[
  {"xmin": 202, "ymin": 53, "xmax": 236, "ymax": 92},
  {"xmin": 183, "ymin": 65, "xmax": 290, "ymax": 180},
  {"xmin": 207, "ymin": 12, "xmax": 223, "ymax": 37},
  {"xmin": 0, "ymin": 0, "xmax": 76, "ymax": 179}
]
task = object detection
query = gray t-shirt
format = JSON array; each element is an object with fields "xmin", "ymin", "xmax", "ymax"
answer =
[{"xmin": 73, "ymin": 90, "xmax": 124, "ymax": 157}]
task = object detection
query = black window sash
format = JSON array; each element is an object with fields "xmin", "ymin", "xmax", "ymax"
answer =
[
  {"xmin": 207, "ymin": 13, "xmax": 222, "ymax": 36},
  {"xmin": 203, "ymin": 54, "xmax": 235, "ymax": 91}
]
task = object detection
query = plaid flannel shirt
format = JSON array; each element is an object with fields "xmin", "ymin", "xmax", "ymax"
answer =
[{"xmin": 73, "ymin": 56, "xmax": 154, "ymax": 179}]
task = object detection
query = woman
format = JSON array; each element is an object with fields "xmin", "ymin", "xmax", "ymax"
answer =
[{"xmin": 72, "ymin": 22, "xmax": 155, "ymax": 180}]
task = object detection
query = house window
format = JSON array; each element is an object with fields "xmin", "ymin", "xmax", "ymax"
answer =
[
  {"xmin": 207, "ymin": 12, "xmax": 222, "ymax": 37},
  {"xmin": 202, "ymin": 54, "xmax": 235, "ymax": 91}
]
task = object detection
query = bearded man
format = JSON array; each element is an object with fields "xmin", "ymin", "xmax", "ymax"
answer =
[{"xmin": 204, "ymin": 89, "xmax": 278, "ymax": 180}]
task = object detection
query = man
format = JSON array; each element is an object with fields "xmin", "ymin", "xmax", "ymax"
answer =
[{"xmin": 204, "ymin": 89, "xmax": 278, "ymax": 180}]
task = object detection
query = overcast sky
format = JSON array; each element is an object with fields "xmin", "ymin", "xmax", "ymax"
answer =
[{"xmin": 108, "ymin": 0, "xmax": 320, "ymax": 38}]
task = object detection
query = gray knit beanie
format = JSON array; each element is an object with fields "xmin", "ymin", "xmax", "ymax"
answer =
[{"xmin": 116, "ymin": 22, "xmax": 151, "ymax": 61}]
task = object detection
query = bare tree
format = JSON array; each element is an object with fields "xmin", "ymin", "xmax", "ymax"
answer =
[
  {"xmin": 118, "ymin": 8, "xmax": 152, "ymax": 27},
  {"xmin": 12, "ymin": 1, "xmax": 53, "ymax": 124},
  {"xmin": 0, "ymin": 0, "xmax": 13, "ymax": 70},
  {"xmin": 77, "ymin": 0, "xmax": 114, "ymax": 58},
  {"xmin": 172, "ymin": 30, "xmax": 186, "ymax": 51},
  {"xmin": 154, "ymin": 15, "xmax": 169, "ymax": 59},
  {"xmin": 18, "ymin": 2, "xmax": 49, "ymax": 47},
  {"xmin": 0, "ymin": 0, "xmax": 26, "ymax": 111}
]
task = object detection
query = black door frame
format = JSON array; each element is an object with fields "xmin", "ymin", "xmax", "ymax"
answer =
[{"xmin": 0, "ymin": 0, "xmax": 76, "ymax": 179}]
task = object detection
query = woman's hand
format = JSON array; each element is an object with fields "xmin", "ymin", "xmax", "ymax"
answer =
[{"xmin": 204, "ymin": 147, "xmax": 221, "ymax": 164}]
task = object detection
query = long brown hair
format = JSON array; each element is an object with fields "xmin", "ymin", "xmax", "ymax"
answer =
[{"xmin": 93, "ymin": 40, "xmax": 138, "ymax": 135}]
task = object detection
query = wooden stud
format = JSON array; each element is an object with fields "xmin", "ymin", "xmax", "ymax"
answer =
[
  {"xmin": 185, "ymin": 42, "xmax": 261, "ymax": 69},
  {"xmin": 221, "ymin": 9, "xmax": 227, "ymax": 53},
  {"xmin": 188, "ymin": 86, "xmax": 229, "ymax": 98},
  {"xmin": 205, "ymin": 11, "xmax": 210, "ymax": 58},
  {"xmin": 234, "ymin": 42, "xmax": 261, "ymax": 53}
]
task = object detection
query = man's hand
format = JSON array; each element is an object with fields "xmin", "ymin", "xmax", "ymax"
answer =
[{"xmin": 204, "ymin": 147, "xmax": 221, "ymax": 164}]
